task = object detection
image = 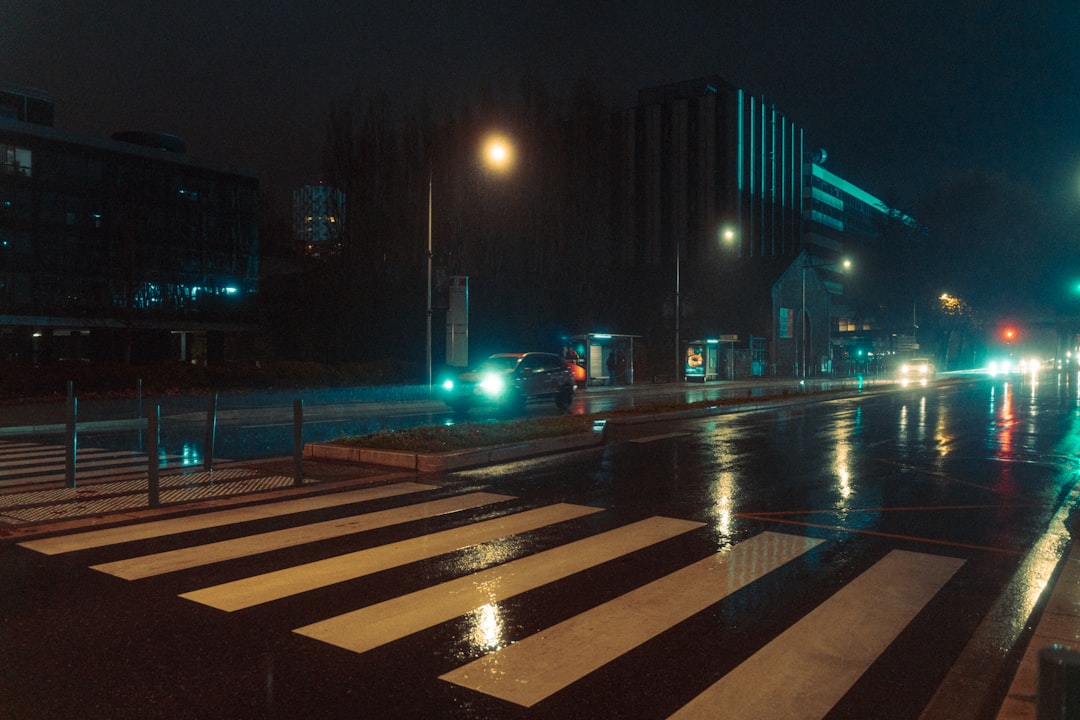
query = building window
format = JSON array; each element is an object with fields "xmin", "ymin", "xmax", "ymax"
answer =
[{"xmin": 1, "ymin": 144, "xmax": 32, "ymax": 177}]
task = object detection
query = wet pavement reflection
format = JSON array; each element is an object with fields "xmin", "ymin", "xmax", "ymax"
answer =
[{"xmin": 3, "ymin": 374, "xmax": 1079, "ymax": 718}]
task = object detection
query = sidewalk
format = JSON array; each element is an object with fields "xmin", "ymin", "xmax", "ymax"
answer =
[
  {"xmin": 994, "ymin": 517, "xmax": 1080, "ymax": 719},
  {"xmin": 0, "ymin": 457, "xmax": 412, "ymax": 540}
]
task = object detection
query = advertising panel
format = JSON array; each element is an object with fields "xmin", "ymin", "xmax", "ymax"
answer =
[
  {"xmin": 446, "ymin": 276, "xmax": 469, "ymax": 367},
  {"xmin": 685, "ymin": 343, "xmax": 706, "ymax": 379}
]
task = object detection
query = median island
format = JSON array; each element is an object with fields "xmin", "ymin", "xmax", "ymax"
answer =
[{"xmin": 331, "ymin": 385, "xmax": 854, "ymax": 456}]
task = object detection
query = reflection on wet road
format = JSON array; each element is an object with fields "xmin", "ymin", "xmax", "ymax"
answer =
[{"xmin": 4, "ymin": 374, "xmax": 1079, "ymax": 718}]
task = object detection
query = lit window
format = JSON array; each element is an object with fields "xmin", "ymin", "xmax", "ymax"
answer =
[{"xmin": 1, "ymin": 145, "xmax": 32, "ymax": 177}]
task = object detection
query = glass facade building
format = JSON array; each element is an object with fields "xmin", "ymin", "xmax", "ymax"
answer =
[
  {"xmin": 614, "ymin": 76, "xmax": 923, "ymax": 377},
  {"xmin": 293, "ymin": 183, "xmax": 345, "ymax": 258},
  {"xmin": 0, "ymin": 90, "xmax": 259, "ymax": 364}
]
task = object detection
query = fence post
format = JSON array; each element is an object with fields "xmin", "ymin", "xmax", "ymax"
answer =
[
  {"xmin": 65, "ymin": 394, "xmax": 77, "ymax": 489},
  {"xmin": 147, "ymin": 406, "xmax": 160, "ymax": 508},
  {"xmin": 293, "ymin": 398, "xmax": 303, "ymax": 486},
  {"xmin": 204, "ymin": 392, "xmax": 217, "ymax": 473}
]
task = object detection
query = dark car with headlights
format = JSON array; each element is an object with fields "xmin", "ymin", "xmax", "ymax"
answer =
[{"xmin": 440, "ymin": 352, "xmax": 575, "ymax": 415}]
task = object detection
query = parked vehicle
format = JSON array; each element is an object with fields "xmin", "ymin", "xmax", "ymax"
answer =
[
  {"xmin": 439, "ymin": 352, "xmax": 575, "ymax": 416},
  {"xmin": 564, "ymin": 358, "xmax": 587, "ymax": 387}
]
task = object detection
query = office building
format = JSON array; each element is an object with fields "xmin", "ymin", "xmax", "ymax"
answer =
[
  {"xmin": 613, "ymin": 76, "xmax": 922, "ymax": 377},
  {"xmin": 0, "ymin": 88, "xmax": 259, "ymax": 364},
  {"xmin": 293, "ymin": 183, "xmax": 345, "ymax": 258}
]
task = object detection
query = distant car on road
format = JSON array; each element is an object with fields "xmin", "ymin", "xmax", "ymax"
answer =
[
  {"xmin": 898, "ymin": 357, "xmax": 935, "ymax": 385},
  {"xmin": 440, "ymin": 352, "xmax": 575, "ymax": 416},
  {"xmin": 988, "ymin": 356, "xmax": 1052, "ymax": 377}
]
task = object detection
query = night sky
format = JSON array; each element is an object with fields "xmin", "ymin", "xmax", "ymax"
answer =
[{"xmin": 4, "ymin": 1, "xmax": 1079, "ymax": 217}]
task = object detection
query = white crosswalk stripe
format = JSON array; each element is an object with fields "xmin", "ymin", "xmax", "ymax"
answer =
[
  {"xmin": 293, "ymin": 515, "xmax": 705, "ymax": 654},
  {"xmin": 18, "ymin": 482, "xmax": 438, "ymax": 554},
  {"xmin": 18, "ymin": 486, "xmax": 967, "ymax": 719},
  {"xmin": 668, "ymin": 549, "xmax": 965, "ymax": 719},
  {"xmin": 0, "ymin": 439, "xmax": 181, "ymax": 487},
  {"xmin": 92, "ymin": 491, "xmax": 517, "ymax": 580},
  {"xmin": 439, "ymin": 531, "xmax": 826, "ymax": 707},
  {"xmin": 180, "ymin": 502, "xmax": 604, "ymax": 611}
]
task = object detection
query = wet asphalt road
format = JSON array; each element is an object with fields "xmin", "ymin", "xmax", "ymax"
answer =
[{"xmin": 1, "ymin": 374, "xmax": 1077, "ymax": 719}]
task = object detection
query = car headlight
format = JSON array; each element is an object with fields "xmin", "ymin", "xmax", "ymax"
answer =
[
  {"xmin": 479, "ymin": 373, "xmax": 506, "ymax": 396},
  {"xmin": 440, "ymin": 378, "xmax": 455, "ymax": 391}
]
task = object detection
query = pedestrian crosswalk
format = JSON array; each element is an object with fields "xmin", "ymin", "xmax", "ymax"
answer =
[
  {"xmin": 180, "ymin": 502, "xmax": 604, "ymax": 611},
  {"xmin": 294, "ymin": 515, "xmax": 706, "ymax": 656},
  {"xmin": 0, "ymin": 439, "xmax": 179, "ymax": 487},
  {"xmin": 92, "ymin": 491, "xmax": 517, "ymax": 580},
  {"xmin": 0, "ymin": 439, "xmax": 320, "ymax": 524},
  {"xmin": 17, "ymin": 483, "xmax": 967, "ymax": 718},
  {"xmin": 440, "ymin": 530, "xmax": 825, "ymax": 708},
  {"xmin": 667, "ymin": 549, "xmax": 964, "ymax": 719}
]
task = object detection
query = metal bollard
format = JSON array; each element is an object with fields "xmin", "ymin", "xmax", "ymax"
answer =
[
  {"xmin": 64, "ymin": 395, "xmax": 77, "ymax": 488},
  {"xmin": 147, "ymin": 406, "xmax": 160, "ymax": 508},
  {"xmin": 1038, "ymin": 644, "xmax": 1080, "ymax": 719},
  {"xmin": 204, "ymin": 393, "xmax": 218, "ymax": 473},
  {"xmin": 293, "ymin": 398, "xmax": 303, "ymax": 486}
]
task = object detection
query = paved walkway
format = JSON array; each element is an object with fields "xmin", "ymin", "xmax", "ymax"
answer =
[
  {"xmin": 994, "ymin": 518, "xmax": 1080, "ymax": 719},
  {"xmin": 0, "ymin": 457, "xmax": 407, "ymax": 539}
]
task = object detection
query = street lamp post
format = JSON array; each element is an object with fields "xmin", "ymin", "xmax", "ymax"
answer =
[
  {"xmin": 800, "ymin": 265, "xmax": 807, "ymax": 378},
  {"xmin": 425, "ymin": 172, "xmax": 434, "ymax": 390},
  {"xmin": 675, "ymin": 233, "xmax": 682, "ymax": 383},
  {"xmin": 425, "ymin": 134, "xmax": 514, "ymax": 392},
  {"xmin": 799, "ymin": 257, "xmax": 851, "ymax": 379},
  {"xmin": 675, "ymin": 226, "xmax": 736, "ymax": 383}
]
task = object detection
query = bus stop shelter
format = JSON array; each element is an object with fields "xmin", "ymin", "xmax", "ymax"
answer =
[{"xmin": 563, "ymin": 333, "xmax": 640, "ymax": 386}]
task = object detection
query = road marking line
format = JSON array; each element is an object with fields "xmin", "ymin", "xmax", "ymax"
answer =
[
  {"xmin": 17, "ymin": 482, "xmax": 438, "ymax": 555},
  {"xmin": 440, "ymin": 531, "xmax": 824, "ymax": 707},
  {"xmin": 293, "ymin": 516, "xmax": 704, "ymax": 655},
  {"xmin": 668, "ymin": 549, "xmax": 965, "ymax": 719},
  {"xmin": 92, "ymin": 492, "xmax": 514, "ymax": 580},
  {"xmin": 743, "ymin": 504, "xmax": 1017, "ymax": 515},
  {"xmin": 736, "ymin": 513, "xmax": 1020, "ymax": 555},
  {"xmin": 181, "ymin": 503, "xmax": 602, "ymax": 611},
  {"xmin": 629, "ymin": 432, "xmax": 690, "ymax": 444}
]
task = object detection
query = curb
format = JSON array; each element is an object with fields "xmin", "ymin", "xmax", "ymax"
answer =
[
  {"xmin": 302, "ymin": 388, "xmax": 867, "ymax": 473},
  {"xmin": 305, "ymin": 432, "xmax": 604, "ymax": 472}
]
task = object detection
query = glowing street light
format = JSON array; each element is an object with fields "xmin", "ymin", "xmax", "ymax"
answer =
[
  {"xmin": 799, "ymin": 257, "xmax": 851, "ymax": 378},
  {"xmin": 675, "ymin": 224, "xmax": 738, "ymax": 382},
  {"xmin": 939, "ymin": 293, "xmax": 962, "ymax": 315},
  {"xmin": 426, "ymin": 134, "xmax": 516, "ymax": 390},
  {"xmin": 481, "ymin": 133, "xmax": 515, "ymax": 174}
]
